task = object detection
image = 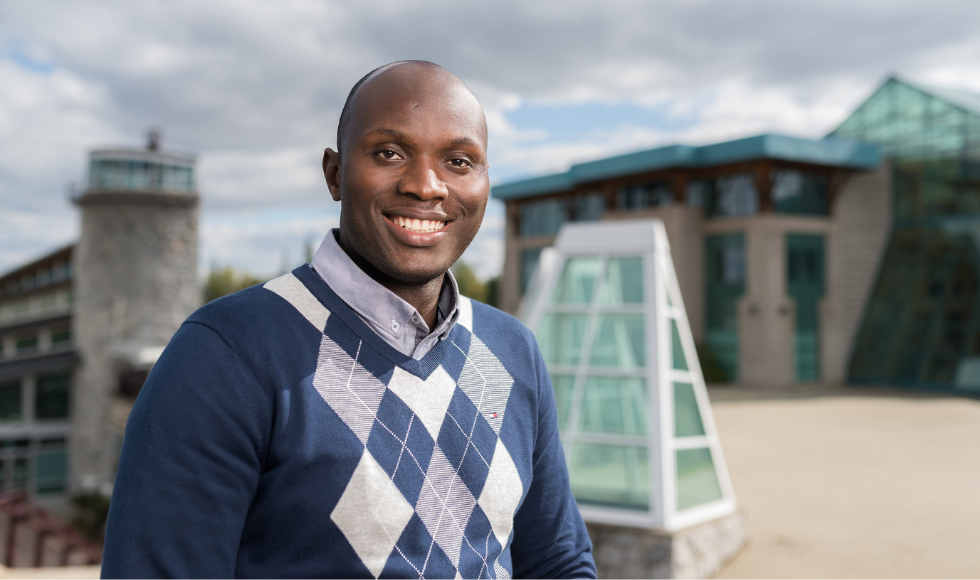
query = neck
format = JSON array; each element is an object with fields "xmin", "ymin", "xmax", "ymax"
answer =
[{"xmin": 336, "ymin": 233, "xmax": 443, "ymax": 330}]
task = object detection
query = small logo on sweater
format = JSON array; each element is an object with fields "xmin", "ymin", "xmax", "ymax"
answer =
[{"xmin": 490, "ymin": 413, "xmax": 498, "ymax": 418}]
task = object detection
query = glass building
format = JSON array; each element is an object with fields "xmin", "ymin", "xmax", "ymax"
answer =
[
  {"xmin": 496, "ymin": 133, "xmax": 883, "ymax": 387},
  {"xmin": 521, "ymin": 220, "xmax": 736, "ymax": 530},
  {"xmin": 495, "ymin": 75, "xmax": 980, "ymax": 395},
  {"xmin": 831, "ymin": 77, "xmax": 980, "ymax": 391}
]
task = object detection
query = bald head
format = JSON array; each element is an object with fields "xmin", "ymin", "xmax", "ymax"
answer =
[
  {"xmin": 336, "ymin": 60, "xmax": 486, "ymax": 156},
  {"xmin": 321, "ymin": 60, "xmax": 490, "ymax": 295}
]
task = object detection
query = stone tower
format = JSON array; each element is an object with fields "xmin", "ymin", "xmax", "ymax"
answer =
[{"xmin": 72, "ymin": 131, "xmax": 200, "ymax": 491}]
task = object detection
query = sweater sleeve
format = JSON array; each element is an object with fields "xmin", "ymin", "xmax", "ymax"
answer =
[
  {"xmin": 509, "ymin": 335, "xmax": 597, "ymax": 579},
  {"xmin": 101, "ymin": 321, "xmax": 268, "ymax": 579}
]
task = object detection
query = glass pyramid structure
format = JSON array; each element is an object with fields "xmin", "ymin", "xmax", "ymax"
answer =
[
  {"xmin": 520, "ymin": 220, "xmax": 736, "ymax": 530},
  {"xmin": 831, "ymin": 77, "xmax": 980, "ymax": 390}
]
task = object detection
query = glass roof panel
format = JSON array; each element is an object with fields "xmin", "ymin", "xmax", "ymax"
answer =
[
  {"xmin": 670, "ymin": 318, "xmax": 688, "ymax": 371},
  {"xmin": 676, "ymin": 448, "xmax": 723, "ymax": 510},
  {"xmin": 589, "ymin": 314, "xmax": 645, "ymax": 368},
  {"xmin": 523, "ymin": 220, "xmax": 736, "ymax": 528},
  {"xmin": 552, "ymin": 375, "xmax": 576, "ymax": 431},
  {"xmin": 537, "ymin": 313, "xmax": 588, "ymax": 366},
  {"xmin": 673, "ymin": 382, "xmax": 705, "ymax": 437},
  {"xmin": 578, "ymin": 376, "xmax": 647, "ymax": 436},
  {"xmin": 599, "ymin": 256, "xmax": 644, "ymax": 305},
  {"xmin": 569, "ymin": 443, "xmax": 649, "ymax": 510},
  {"xmin": 552, "ymin": 257, "xmax": 600, "ymax": 304}
]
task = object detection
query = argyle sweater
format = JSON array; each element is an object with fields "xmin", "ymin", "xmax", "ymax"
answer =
[{"xmin": 102, "ymin": 265, "xmax": 596, "ymax": 579}]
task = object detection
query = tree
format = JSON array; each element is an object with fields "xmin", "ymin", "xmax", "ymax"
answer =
[
  {"xmin": 203, "ymin": 267, "xmax": 266, "ymax": 303},
  {"xmin": 484, "ymin": 276, "xmax": 500, "ymax": 309},
  {"xmin": 450, "ymin": 261, "xmax": 487, "ymax": 304}
]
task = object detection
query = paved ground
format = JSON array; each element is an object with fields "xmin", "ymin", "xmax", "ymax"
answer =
[{"xmin": 708, "ymin": 384, "xmax": 980, "ymax": 579}]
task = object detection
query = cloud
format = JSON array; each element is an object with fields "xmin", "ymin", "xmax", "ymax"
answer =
[{"xmin": 2, "ymin": 0, "xmax": 980, "ymax": 278}]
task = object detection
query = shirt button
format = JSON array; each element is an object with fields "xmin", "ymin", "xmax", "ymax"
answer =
[
  {"xmin": 411, "ymin": 314, "xmax": 420, "ymax": 324},
  {"xmin": 391, "ymin": 320, "xmax": 400, "ymax": 331}
]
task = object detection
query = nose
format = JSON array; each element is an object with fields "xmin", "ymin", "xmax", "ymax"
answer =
[{"xmin": 398, "ymin": 157, "xmax": 449, "ymax": 201}]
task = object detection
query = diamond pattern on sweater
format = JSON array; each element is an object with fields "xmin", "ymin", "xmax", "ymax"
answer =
[
  {"xmin": 312, "ymin": 335, "xmax": 385, "ymax": 445},
  {"xmin": 387, "ymin": 366, "xmax": 457, "ymax": 440},
  {"xmin": 455, "ymin": 335, "xmax": 514, "ymax": 435},
  {"xmin": 416, "ymin": 447, "xmax": 477, "ymax": 569},
  {"xmin": 264, "ymin": 273, "xmax": 330, "ymax": 331},
  {"xmin": 267, "ymin": 281, "xmax": 527, "ymax": 579},
  {"xmin": 478, "ymin": 439, "xmax": 522, "ymax": 549},
  {"xmin": 331, "ymin": 450, "xmax": 416, "ymax": 578}
]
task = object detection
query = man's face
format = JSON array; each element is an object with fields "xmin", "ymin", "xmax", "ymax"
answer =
[{"xmin": 324, "ymin": 64, "xmax": 489, "ymax": 285}]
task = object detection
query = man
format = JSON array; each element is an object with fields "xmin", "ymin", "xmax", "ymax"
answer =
[{"xmin": 102, "ymin": 61, "xmax": 596, "ymax": 579}]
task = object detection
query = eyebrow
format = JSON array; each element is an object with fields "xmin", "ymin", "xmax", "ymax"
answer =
[
  {"xmin": 365, "ymin": 128, "xmax": 484, "ymax": 149},
  {"xmin": 367, "ymin": 128, "xmax": 408, "ymax": 140},
  {"xmin": 448, "ymin": 136, "xmax": 482, "ymax": 148}
]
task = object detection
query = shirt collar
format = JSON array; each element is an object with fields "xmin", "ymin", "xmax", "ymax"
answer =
[{"xmin": 310, "ymin": 229, "xmax": 460, "ymax": 344}]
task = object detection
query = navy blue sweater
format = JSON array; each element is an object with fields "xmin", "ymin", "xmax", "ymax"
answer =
[{"xmin": 102, "ymin": 265, "xmax": 596, "ymax": 579}]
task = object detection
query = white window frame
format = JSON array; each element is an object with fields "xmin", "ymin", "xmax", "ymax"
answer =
[{"xmin": 521, "ymin": 219, "xmax": 737, "ymax": 531}]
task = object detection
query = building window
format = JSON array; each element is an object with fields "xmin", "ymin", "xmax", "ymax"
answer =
[
  {"xmin": 15, "ymin": 335, "xmax": 38, "ymax": 354},
  {"xmin": 574, "ymin": 193, "xmax": 606, "ymax": 221},
  {"xmin": 50, "ymin": 328, "xmax": 71, "ymax": 346},
  {"xmin": 686, "ymin": 180, "xmax": 708, "ymax": 208},
  {"xmin": 90, "ymin": 159, "xmax": 195, "ymax": 193},
  {"xmin": 520, "ymin": 199, "xmax": 568, "ymax": 237},
  {"xmin": 772, "ymin": 169, "xmax": 829, "ymax": 216},
  {"xmin": 50, "ymin": 262, "xmax": 69, "ymax": 282},
  {"xmin": 0, "ymin": 438, "xmax": 69, "ymax": 495},
  {"xmin": 35, "ymin": 268, "xmax": 51, "ymax": 287},
  {"xmin": 36, "ymin": 438, "xmax": 68, "ymax": 494},
  {"xmin": 706, "ymin": 174, "xmax": 759, "ymax": 218},
  {"xmin": 520, "ymin": 248, "xmax": 543, "ymax": 294},
  {"xmin": 35, "ymin": 371, "xmax": 70, "ymax": 421},
  {"xmin": 0, "ymin": 440, "xmax": 31, "ymax": 491},
  {"xmin": 0, "ymin": 381, "xmax": 21, "ymax": 423},
  {"xmin": 617, "ymin": 182, "xmax": 673, "ymax": 210}
]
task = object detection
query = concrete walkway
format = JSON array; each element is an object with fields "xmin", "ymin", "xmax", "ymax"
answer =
[{"xmin": 708, "ymin": 384, "xmax": 980, "ymax": 579}]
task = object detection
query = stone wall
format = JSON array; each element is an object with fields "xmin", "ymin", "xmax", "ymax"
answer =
[
  {"xmin": 588, "ymin": 513, "xmax": 748, "ymax": 579},
  {"xmin": 72, "ymin": 192, "xmax": 199, "ymax": 490}
]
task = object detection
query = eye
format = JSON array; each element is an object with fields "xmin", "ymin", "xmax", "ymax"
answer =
[
  {"xmin": 375, "ymin": 149, "xmax": 401, "ymax": 161},
  {"xmin": 448, "ymin": 157, "xmax": 473, "ymax": 168}
]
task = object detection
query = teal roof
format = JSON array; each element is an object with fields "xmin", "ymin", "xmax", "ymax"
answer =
[
  {"xmin": 493, "ymin": 133, "xmax": 881, "ymax": 201},
  {"xmin": 897, "ymin": 76, "xmax": 980, "ymax": 118}
]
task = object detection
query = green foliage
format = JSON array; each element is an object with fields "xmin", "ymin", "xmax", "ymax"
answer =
[
  {"xmin": 204, "ymin": 267, "xmax": 266, "ymax": 303},
  {"xmin": 71, "ymin": 492, "xmax": 111, "ymax": 543},
  {"xmin": 696, "ymin": 342, "xmax": 730, "ymax": 383},
  {"xmin": 451, "ymin": 261, "xmax": 487, "ymax": 304},
  {"xmin": 484, "ymin": 276, "xmax": 500, "ymax": 309},
  {"xmin": 450, "ymin": 261, "xmax": 502, "ymax": 308}
]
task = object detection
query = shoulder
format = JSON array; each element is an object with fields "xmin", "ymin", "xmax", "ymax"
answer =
[
  {"xmin": 460, "ymin": 296, "xmax": 535, "ymax": 345},
  {"xmin": 187, "ymin": 271, "xmax": 326, "ymax": 347},
  {"xmin": 457, "ymin": 297, "xmax": 542, "ymax": 382}
]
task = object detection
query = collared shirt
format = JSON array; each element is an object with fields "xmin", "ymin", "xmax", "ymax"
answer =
[{"xmin": 310, "ymin": 229, "xmax": 459, "ymax": 360}]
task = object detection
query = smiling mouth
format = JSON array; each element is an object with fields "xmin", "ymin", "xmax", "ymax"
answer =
[{"xmin": 387, "ymin": 215, "xmax": 448, "ymax": 233}]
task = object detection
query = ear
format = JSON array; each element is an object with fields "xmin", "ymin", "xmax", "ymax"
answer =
[{"xmin": 323, "ymin": 148, "xmax": 342, "ymax": 202}]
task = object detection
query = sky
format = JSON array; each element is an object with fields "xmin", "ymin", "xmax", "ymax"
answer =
[{"xmin": 2, "ymin": 0, "xmax": 980, "ymax": 281}]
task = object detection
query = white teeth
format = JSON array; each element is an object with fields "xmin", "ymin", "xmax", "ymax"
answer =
[{"xmin": 391, "ymin": 216, "xmax": 445, "ymax": 233}]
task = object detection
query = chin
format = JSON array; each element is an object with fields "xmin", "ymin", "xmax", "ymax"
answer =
[{"xmin": 385, "ymin": 263, "xmax": 451, "ymax": 285}]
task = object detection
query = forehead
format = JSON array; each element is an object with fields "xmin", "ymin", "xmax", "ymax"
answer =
[{"xmin": 346, "ymin": 64, "xmax": 487, "ymax": 148}]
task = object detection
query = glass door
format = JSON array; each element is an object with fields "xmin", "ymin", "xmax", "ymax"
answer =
[
  {"xmin": 787, "ymin": 234, "xmax": 825, "ymax": 381},
  {"xmin": 705, "ymin": 234, "xmax": 746, "ymax": 381}
]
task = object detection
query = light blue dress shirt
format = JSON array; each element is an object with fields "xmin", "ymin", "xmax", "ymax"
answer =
[{"xmin": 310, "ymin": 229, "xmax": 459, "ymax": 359}]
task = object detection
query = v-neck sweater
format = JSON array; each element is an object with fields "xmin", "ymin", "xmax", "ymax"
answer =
[{"xmin": 102, "ymin": 264, "xmax": 596, "ymax": 579}]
